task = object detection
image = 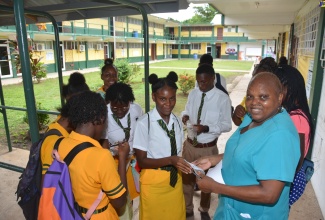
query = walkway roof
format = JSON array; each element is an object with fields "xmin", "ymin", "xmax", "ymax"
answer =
[
  {"xmin": 189, "ymin": 0, "xmax": 316, "ymax": 40},
  {"xmin": 0, "ymin": 0, "xmax": 189, "ymax": 26}
]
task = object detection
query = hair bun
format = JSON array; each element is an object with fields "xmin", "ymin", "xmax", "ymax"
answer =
[
  {"xmin": 148, "ymin": 73, "xmax": 159, "ymax": 85},
  {"xmin": 68, "ymin": 72, "xmax": 86, "ymax": 86},
  {"xmin": 104, "ymin": 58, "xmax": 114, "ymax": 66},
  {"xmin": 167, "ymin": 71, "xmax": 178, "ymax": 83}
]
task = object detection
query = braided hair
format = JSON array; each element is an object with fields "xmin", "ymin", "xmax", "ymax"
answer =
[
  {"xmin": 67, "ymin": 91, "xmax": 107, "ymax": 128},
  {"xmin": 62, "ymin": 72, "xmax": 90, "ymax": 99},
  {"xmin": 148, "ymin": 71, "xmax": 178, "ymax": 93},
  {"xmin": 105, "ymin": 82, "xmax": 135, "ymax": 104},
  {"xmin": 275, "ymin": 65, "xmax": 314, "ymax": 143}
]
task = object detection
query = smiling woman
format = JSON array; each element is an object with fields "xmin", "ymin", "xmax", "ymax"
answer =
[{"xmin": 194, "ymin": 72, "xmax": 300, "ymax": 219}]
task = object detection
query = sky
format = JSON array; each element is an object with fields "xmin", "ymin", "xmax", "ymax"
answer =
[{"xmin": 152, "ymin": 3, "xmax": 207, "ymax": 21}]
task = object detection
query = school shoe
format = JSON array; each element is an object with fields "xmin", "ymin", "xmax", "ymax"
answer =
[{"xmin": 200, "ymin": 211, "xmax": 211, "ymax": 220}]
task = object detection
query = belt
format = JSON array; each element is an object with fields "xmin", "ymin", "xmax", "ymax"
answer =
[
  {"xmin": 76, "ymin": 203, "xmax": 108, "ymax": 214},
  {"xmin": 154, "ymin": 165, "xmax": 174, "ymax": 172},
  {"xmin": 187, "ymin": 137, "xmax": 217, "ymax": 148}
]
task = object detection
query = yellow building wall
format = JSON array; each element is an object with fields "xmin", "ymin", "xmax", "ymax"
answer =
[
  {"xmin": 174, "ymin": 27, "xmax": 179, "ymax": 37},
  {"xmin": 115, "ymin": 48, "xmax": 128, "ymax": 58},
  {"xmin": 154, "ymin": 28, "xmax": 164, "ymax": 37},
  {"xmin": 64, "ymin": 50, "xmax": 86, "ymax": 62},
  {"xmin": 297, "ymin": 55, "xmax": 313, "ymax": 81},
  {"xmin": 221, "ymin": 43, "xmax": 227, "ymax": 55},
  {"xmin": 128, "ymin": 23, "xmax": 142, "ymax": 33},
  {"xmin": 157, "ymin": 43, "xmax": 164, "ymax": 55},
  {"xmin": 129, "ymin": 48, "xmax": 142, "ymax": 57},
  {"xmin": 88, "ymin": 49, "xmax": 104, "ymax": 60},
  {"xmin": 87, "ymin": 18, "xmax": 108, "ymax": 26},
  {"xmin": 32, "ymin": 51, "xmax": 53, "ymax": 65}
]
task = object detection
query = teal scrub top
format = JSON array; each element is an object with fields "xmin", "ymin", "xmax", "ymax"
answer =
[{"xmin": 214, "ymin": 109, "xmax": 300, "ymax": 220}]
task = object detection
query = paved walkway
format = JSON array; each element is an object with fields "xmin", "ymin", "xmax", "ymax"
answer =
[{"xmin": 0, "ymin": 63, "xmax": 323, "ymax": 219}]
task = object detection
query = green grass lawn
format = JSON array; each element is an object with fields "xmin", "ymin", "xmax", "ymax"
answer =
[{"xmin": 0, "ymin": 59, "xmax": 253, "ymax": 147}]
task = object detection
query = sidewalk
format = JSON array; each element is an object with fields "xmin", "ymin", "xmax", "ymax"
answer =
[{"xmin": 0, "ymin": 69, "xmax": 323, "ymax": 220}]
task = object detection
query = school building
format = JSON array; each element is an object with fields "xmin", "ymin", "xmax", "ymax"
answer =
[{"xmin": 0, "ymin": 14, "xmax": 272, "ymax": 79}]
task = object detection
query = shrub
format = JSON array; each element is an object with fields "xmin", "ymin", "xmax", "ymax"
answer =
[
  {"xmin": 179, "ymin": 73, "xmax": 195, "ymax": 95},
  {"xmin": 114, "ymin": 59, "xmax": 140, "ymax": 83},
  {"xmin": 23, "ymin": 102, "xmax": 50, "ymax": 130}
]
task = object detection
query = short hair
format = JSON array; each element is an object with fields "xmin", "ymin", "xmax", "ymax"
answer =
[
  {"xmin": 105, "ymin": 82, "xmax": 135, "ymax": 104},
  {"xmin": 199, "ymin": 54, "xmax": 213, "ymax": 66},
  {"xmin": 101, "ymin": 58, "xmax": 117, "ymax": 75},
  {"xmin": 252, "ymin": 63, "xmax": 277, "ymax": 76},
  {"xmin": 250, "ymin": 72, "xmax": 282, "ymax": 95},
  {"xmin": 67, "ymin": 91, "xmax": 107, "ymax": 128},
  {"xmin": 62, "ymin": 72, "xmax": 90, "ymax": 99},
  {"xmin": 148, "ymin": 71, "xmax": 178, "ymax": 93},
  {"xmin": 196, "ymin": 64, "xmax": 215, "ymax": 76}
]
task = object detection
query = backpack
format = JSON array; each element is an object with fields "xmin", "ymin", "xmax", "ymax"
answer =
[
  {"xmin": 215, "ymin": 73, "xmax": 234, "ymax": 114},
  {"xmin": 38, "ymin": 138, "xmax": 103, "ymax": 220},
  {"xmin": 16, "ymin": 129, "xmax": 62, "ymax": 220}
]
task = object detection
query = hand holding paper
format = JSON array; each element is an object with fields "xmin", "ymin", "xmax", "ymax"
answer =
[{"xmin": 206, "ymin": 160, "xmax": 225, "ymax": 184}]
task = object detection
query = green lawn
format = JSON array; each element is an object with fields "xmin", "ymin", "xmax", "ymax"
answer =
[{"xmin": 0, "ymin": 59, "xmax": 253, "ymax": 147}]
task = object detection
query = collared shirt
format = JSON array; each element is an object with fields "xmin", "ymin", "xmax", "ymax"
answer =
[
  {"xmin": 195, "ymin": 73, "xmax": 227, "ymax": 91},
  {"xmin": 40, "ymin": 122, "xmax": 69, "ymax": 174},
  {"xmin": 133, "ymin": 107, "xmax": 184, "ymax": 159},
  {"xmin": 96, "ymin": 86, "xmax": 106, "ymax": 99},
  {"xmin": 58, "ymin": 131, "xmax": 126, "ymax": 220},
  {"xmin": 102, "ymin": 103, "xmax": 143, "ymax": 152},
  {"xmin": 182, "ymin": 87, "xmax": 232, "ymax": 143}
]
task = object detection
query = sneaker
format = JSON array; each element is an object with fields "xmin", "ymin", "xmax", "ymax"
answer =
[{"xmin": 200, "ymin": 211, "xmax": 211, "ymax": 220}]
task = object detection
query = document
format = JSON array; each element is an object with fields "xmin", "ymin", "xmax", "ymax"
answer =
[{"xmin": 206, "ymin": 160, "xmax": 225, "ymax": 184}]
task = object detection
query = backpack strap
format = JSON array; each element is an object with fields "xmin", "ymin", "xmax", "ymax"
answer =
[
  {"xmin": 64, "ymin": 142, "xmax": 94, "ymax": 166},
  {"xmin": 43, "ymin": 128, "xmax": 62, "ymax": 139},
  {"xmin": 215, "ymin": 73, "xmax": 229, "ymax": 95}
]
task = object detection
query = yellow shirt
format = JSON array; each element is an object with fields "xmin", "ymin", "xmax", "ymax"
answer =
[
  {"xmin": 58, "ymin": 131, "xmax": 126, "ymax": 220},
  {"xmin": 40, "ymin": 122, "xmax": 69, "ymax": 174}
]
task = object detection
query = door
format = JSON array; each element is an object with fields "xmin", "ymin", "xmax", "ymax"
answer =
[
  {"xmin": 206, "ymin": 46, "xmax": 212, "ymax": 55},
  {"xmin": 60, "ymin": 43, "xmax": 65, "ymax": 70},
  {"xmin": 151, "ymin": 44, "xmax": 156, "ymax": 60},
  {"xmin": 104, "ymin": 44, "xmax": 109, "ymax": 59},
  {"xmin": 0, "ymin": 44, "xmax": 12, "ymax": 78}
]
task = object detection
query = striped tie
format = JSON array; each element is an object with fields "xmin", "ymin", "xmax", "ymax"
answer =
[
  {"xmin": 157, "ymin": 119, "xmax": 178, "ymax": 187},
  {"xmin": 193, "ymin": 93, "xmax": 206, "ymax": 146},
  {"xmin": 112, "ymin": 113, "xmax": 131, "ymax": 141}
]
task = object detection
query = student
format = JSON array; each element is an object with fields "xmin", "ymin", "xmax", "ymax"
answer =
[
  {"xmin": 97, "ymin": 58, "xmax": 118, "ymax": 100},
  {"xmin": 102, "ymin": 82, "xmax": 143, "ymax": 220},
  {"xmin": 40, "ymin": 103, "xmax": 72, "ymax": 175},
  {"xmin": 57, "ymin": 91, "xmax": 129, "ymax": 220},
  {"xmin": 133, "ymin": 71, "xmax": 192, "ymax": 220},
  {"xmin": 198, "ymin": 54, "xmax": 227, "ymax": 92},
  {"xmin": 275, "ymin": 65, "xmax": 314, "ymax": 207},
  {"xmin": 182, "ymin": 64, "xmax": 232, "ymax": 220},
  {"xmin": 42, "ymin": 72, "xmax": 90, "ymax": 171},
  {"xmin": 62, "ymin": 72, "xmax": 90, "ymax": 101}
]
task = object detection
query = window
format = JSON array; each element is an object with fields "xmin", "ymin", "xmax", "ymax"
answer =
[
  {"xmin": 116, "ymin": 16, "xmax": 126, "ymax": 22},
  {"xmin": 129, "ymin": 43, "xmax": 142, "ymax": 48},
  {"xmin": 181, "ymin": 44, "xmax": 190, "ymax": 49},
  {"xmin": 171, "ymin": 44, "xmax": 178, "ymax": 49},
  {"xmin": 117, "ymin": 43, "xmax": 127, "ymax": 49},
  {"xmin": 192, "ymin": 43, "xmax": 201, "ymax": 50}
]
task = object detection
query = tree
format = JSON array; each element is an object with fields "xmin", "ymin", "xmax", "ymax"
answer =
[{"xmin": 183, "ymin": 5, "xmax": 217, "ymax": 24}]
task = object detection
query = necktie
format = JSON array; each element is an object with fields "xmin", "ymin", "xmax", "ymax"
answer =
[
  {"xmin": 112, "ymin": 113, "xmax": 131, "ymax": 141},
  {"xmin": 157, "ymin": 119, "xmax": 178, "ymax": 187},
  {"xmin": 193, "ymin": 93, "xmax": 206, "ymax": 146}
]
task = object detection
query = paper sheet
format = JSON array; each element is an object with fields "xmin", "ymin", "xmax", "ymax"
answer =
[{"xmin": 206, "ymin": 160, "xmax": 225, "ymax": 184}]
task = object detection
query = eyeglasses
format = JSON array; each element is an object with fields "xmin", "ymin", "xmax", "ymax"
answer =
[{"xmin": 111, "ymin": 104, "xmax": 130, "ymax": 112}]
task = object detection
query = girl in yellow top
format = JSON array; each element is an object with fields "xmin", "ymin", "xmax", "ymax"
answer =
[
  {"xmin": 133, "ymin": 72, "xmax": 192, "ymax": 220},
  {"xmin": 97, "ymin": 58, "xmax": 118, "ymax": 100},
  {"xmin": 57, "ymin": 91, "xmax": 129, "ymax": 220}
]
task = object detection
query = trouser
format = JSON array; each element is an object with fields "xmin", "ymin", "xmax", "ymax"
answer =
[{"xmin": 182, "ymin": 139, "xmax": 219, "ymax": 213}]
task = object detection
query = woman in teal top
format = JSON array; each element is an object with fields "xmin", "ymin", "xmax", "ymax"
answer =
[{"xmin": 194, "ymin": 72, "xmax": 300, "ymax": 219}]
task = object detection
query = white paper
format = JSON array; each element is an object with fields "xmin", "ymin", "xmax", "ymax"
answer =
[
  {"xmin": 184, "ymin": 160, "xmax": 205, "ymax": 178},
  {"xmin": 206, "ymin": 160, "xmax": 225, "ymax": 184}
]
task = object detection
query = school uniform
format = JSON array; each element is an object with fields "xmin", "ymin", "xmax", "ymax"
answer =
[
  {"xmin": 40, "ymin": 122, "xmax": 69, "ymax": 174},
  {"xmin": 58, "ymin": 131, "xmax": 126, "ymax": 220},
  {"xmin": 133, "ymin": 107, "xmax": 185, "ymax": 220},
  {"xmin": 102, "ymin": 103, "xmax": 143, "ymax": 220},
  {"xmin": 96, "ymin": 86, "xmax": 106, "ymax": 99},
  {"xmin": 181, "ymin": 87, "xmax": 232, "ymax": 214}
]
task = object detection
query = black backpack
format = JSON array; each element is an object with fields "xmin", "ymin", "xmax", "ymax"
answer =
[{"xmin": 16, "ymin": 128, "xmax": 62, "ymax": 220}]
